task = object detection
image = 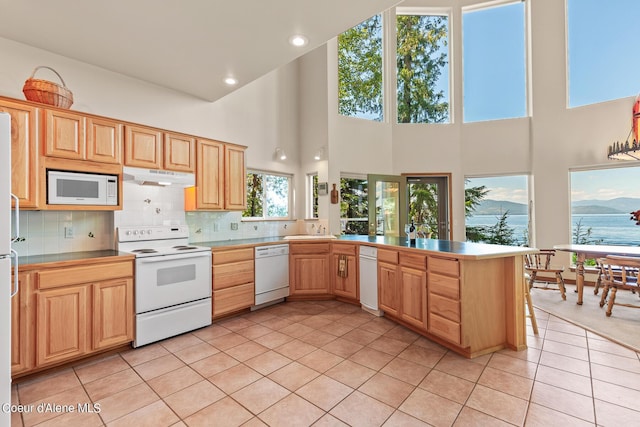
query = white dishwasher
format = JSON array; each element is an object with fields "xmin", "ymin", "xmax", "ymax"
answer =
[
  {"xmin": 254, "ymin": 244, "xmax": 290, "ymax": 308},
  {"xmin": 359, "ymin": 245, "xmax": 382, "ymax": 316}
]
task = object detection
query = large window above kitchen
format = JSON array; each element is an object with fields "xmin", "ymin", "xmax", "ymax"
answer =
[
  {"xmin": 340, "ymin": 174, "xmax": 368, "ymax": 235},
  {"xmin": 462, "ymin": 1, "xmax": 526, "ymax": 123},
  {"xmin": 567, "ymin": 0, "xmax": 640, "ymax": 108},
  {"xmin": 396, "ymin": 9, "xmax": 450, "ymax": 124},
  {"xmin": 243, "ymin": 171, "xmax": 292, "ymax": 220},
  {"xmin": 338, "ymin": 15, "xmax": 383, "ymax": 121}
]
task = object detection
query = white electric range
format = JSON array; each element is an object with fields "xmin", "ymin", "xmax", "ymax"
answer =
[{"xmin": 117, "ymin": 225, "xmax": 212, "ymax": 347}]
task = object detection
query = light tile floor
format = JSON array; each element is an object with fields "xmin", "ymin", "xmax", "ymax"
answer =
[{"xmin": 10, "ymin": 300, "xmax": 640, "ymax": 426}]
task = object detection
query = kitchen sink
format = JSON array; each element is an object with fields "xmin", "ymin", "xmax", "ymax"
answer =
[{"xmin": 283, "ymin": 235, "xmax": 337, "ymax": 240}]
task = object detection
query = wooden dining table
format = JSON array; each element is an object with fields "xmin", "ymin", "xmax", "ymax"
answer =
[{"xmin": 553, "ymin": 244, "xmax": 640, "ymax": 305}]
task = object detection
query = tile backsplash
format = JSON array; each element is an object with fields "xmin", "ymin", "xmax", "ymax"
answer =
[{"xmin": 12, "ymin": 181, "xmax": 328, "ymax": 256}]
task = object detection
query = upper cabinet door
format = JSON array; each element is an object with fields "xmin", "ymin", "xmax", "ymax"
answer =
[
  {"xmin": 164, "ymin": 132, "xmax": 195, "ymax": 172},
  {"xmin": 0, "ymin": 99, "xmax": 39, "ymax": 208},
  {"xmin": 224, "ymin": 145, "xmax": 246, "ymax": 210},
  {"xmin": 124, "ymin": 125, "xmax": 162, "ymax": 169},
  {"xmin": 187, "ymin": 139, "xmax": 224, "ymax": 210},
  {"xmin": 44, "ymin": 109, "xmax": 86, "ymax": 161},
  {"xmin": 86, "ymin": 117, "xmax": 123, "ymax": 165}
]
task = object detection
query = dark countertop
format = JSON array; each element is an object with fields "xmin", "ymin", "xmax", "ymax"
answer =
[
  {"xmin": 196, "ymin": 235, "xmax": 537, "ymax": 259},
  {"xmin": 17, "ymin": 250, "xmax": 134, "ymax": 270}
]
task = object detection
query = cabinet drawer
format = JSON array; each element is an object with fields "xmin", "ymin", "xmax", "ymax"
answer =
[
  {"xmin": 429, "ymin": 293, "xmax": 460, "ymax": 323},
  {"xmin": 429, "ymin": 313, "xmax": 461, "ymax": 344},
  {"xmin": 213, "ymin": 260, "xmax": 254, "ymax": 290},
  {"xmin": 36, "ymin": 262, "xmax": 133, "ymax": 289},
  {"xmin": 214, "ymin": 282, "xmax": 254, "ymax": 316},
  {"xmin": 289, "ymin": 242, "xmax": 330, "ymax": 255},
  {"xmin": 212, "ymin": 248, "xmax": 253, "ymax": 264},
  {"xmin": 429, "ymin": 257, "xmax": 459, "ymax": 277},
  {"xmin": 400, "ymin": 252, "xmax": 427, "ymax": 270},
  {"xmin": 331, "ymin": 243, "xmax": 357, "ymax": 256},
  {"xmin": 378, "ymin": 249, "xmax": 398, "ymax": 264},
  {"xmin": 429, "ymin": 273, "xmax": 460, "ymax": 299}
]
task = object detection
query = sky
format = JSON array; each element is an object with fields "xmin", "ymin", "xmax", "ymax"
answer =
[{"xmin": 466, "ymin": 0, "xmax": 640, "ymax": 202}]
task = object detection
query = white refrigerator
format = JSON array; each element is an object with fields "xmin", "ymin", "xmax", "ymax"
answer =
[{"xmin": 0, "ymin": 112, "xmax": 15, "ymax": 426}]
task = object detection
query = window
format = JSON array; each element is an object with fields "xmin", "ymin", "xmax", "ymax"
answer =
[
  {"xmin": 465, "ymin": 175, "xmax": 529, "ymax": 246},
  {"xmin": 340, "ymin": 175, "xmax": 368, "ymax": 234},
  {"xmin": 243, "ymin": 171, "xmax": 292, "ymax": 219},
  {"xmin": 570, "ymin": 167, "xmax": 640, "ymax": 246},
  {"xmin": 462, "ymin": 1, "xmax": 526, "ymax": 122},
  {"xmin": 567, "ymin": 0, "xmax": 640, "ymax": 107},
  {"xmin": 338, "ymin": 15, "xmax": 383, "ymax": 121},
  {"xmin": 307, "ymin": 173, "xmax": 319, "ymax": 219},
  {"xmin": 396, "ymin": 10, "xmax": 450, "ymax": 123}
]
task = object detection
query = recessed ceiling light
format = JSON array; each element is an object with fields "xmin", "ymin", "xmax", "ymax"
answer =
[
  {"xmin": 289, "ymin": 34, "xmax": 308, "ymax": 47},
  {"xmin": 224, "ymin": 77, "xmax": 238, "ymax": 86}
]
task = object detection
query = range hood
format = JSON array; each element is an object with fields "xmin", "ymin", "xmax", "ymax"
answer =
[{"xmin": 123, "ymin": 166, "xmax": 195, "ymax": 187}]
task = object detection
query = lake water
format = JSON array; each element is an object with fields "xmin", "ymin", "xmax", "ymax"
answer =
[{"xmin": 466, "ymin": 214, "xmax": 640, "ymax": 246}]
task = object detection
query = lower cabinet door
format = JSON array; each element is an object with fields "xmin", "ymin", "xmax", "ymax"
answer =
[
  {"xmin": 93, "ymin": 279, "xmax": 134, "ymax": 350},
  {"xmin": 378, "ymin": 262, "xmax": 399, "ymax": 316},
  {"xmin": 400, "ymin": 266, "xmax": 427, "ymax": 330},
  {"xmin": 37, "ymin": 286, "xmax": 88, "ymax": 366}
]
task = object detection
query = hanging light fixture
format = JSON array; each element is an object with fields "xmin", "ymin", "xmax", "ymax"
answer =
[{"xmin": 608, "ymin": 94, "xmax": 640, "ymax": 161}]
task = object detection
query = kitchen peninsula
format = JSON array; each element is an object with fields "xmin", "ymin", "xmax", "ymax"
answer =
[{"xmin": 197, "ymin": 235, "xmax": 537, "ymax": 359}]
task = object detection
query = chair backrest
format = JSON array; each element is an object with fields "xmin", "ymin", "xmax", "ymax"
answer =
[
  {"xmin": 599, "ymin": 255, "xmax": 640, "ymax": 288},
  {"xmin": 525, "ymin": 249, "xmax": 557, "ymax": 269}
]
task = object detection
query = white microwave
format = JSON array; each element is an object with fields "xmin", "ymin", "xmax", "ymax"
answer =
[{"xmin": 47, "ymin": 170, "xmax": 118, "ymax": 206}]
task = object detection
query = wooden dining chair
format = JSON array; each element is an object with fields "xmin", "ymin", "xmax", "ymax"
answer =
[
  {"xmin": 598, "ymin": 255, "xmax": 640, "ymax": 317},
  {"xmin": 524, "ymin": 249, "xmax": 567, "ymax": 300}
]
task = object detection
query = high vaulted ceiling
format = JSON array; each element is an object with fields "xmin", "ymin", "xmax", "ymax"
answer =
[{"xmin": 0, "ymin": 0, "xmax": 401, "ymax": 102}]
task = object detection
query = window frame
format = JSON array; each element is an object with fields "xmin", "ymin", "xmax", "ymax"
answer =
[
  {"xmin": 242, "ymin": 169, "xmax": 294, "ymax": 221},
  {"xmin": 307, "ymin": 172, "xmax": 319, "ymax": 219}
]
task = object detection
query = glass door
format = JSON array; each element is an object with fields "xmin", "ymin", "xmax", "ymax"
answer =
[
  {"xmin": 367, "ymin": 175, "xmax": 407, "ymax": 237},
  {"xmin": 407, "ymin": 175, "xmax": 450, "ymax": 239}
]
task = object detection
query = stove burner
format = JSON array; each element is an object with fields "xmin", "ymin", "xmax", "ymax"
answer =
[
  {"xmin": 132, "ymin": 249, "xmax": 158, "ymax": 254},
  {"xmin": 174, "ymin": 245, "xmax": 198, "ymax": 250}
]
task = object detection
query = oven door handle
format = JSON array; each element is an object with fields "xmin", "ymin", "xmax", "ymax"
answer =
[{"xmin": 137, "ymin": 252, "xmax": 211, "ymax": 263}]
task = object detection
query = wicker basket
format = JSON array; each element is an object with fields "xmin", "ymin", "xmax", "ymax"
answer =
[{"xmin": 22, "ymin": 66, "xmax": 73, "ymax": 109}]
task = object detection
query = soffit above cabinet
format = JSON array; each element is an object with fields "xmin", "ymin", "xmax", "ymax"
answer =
[{"xmin": 0, "ymin": 0, "xmax": 402, "ymax": 102}]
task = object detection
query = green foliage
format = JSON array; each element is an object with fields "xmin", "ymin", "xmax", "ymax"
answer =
[
  {"xmin": 408, "ymin": 183, "xmax": 438, "ymax": 238},
  {"xmin": 340, "ymin": 177, "xmax": 368, "ymax": 234},
  {"xmin": 338, "ymin": 15, "xmax": 383, "ymax": 120},
  {"xmin": 243, "ymin": 172, "xmax": 263, "ymax": 217},
  {"xmin": 572, "ymin": 217, "xmax": 602, "ymax": 266},
  {"xmin": 396, "ymin": 15, "xmax": 449, "ymax": 123},
  {"xmin": 243, "ymin": 172, "xmax": 289, "ymax": 218},
  {"xmin": 464, "ymin": 181, "xmax": 489, "ymax": 218},
  {"xmin": 485, "ymin": 211, "xmax": 517, "ymax": 245}
]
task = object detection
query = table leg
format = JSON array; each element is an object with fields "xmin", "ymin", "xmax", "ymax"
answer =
[{"xmin": 576, "ymin": 253, "xmax": 585, "ymax": 305}]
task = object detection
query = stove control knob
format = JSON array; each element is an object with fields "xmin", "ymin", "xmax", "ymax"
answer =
[
  {"xmin": 147, "ymin": 230, "xmax": 152, "ymax": 235},
  {"xmin": 125, "ymin": 230, "xmax": 131, "ymax": 236},
  {"xmin": 140, "ymin": 229, "xmax": 146, "ymax": 235},
  {"xmin": 133, "ymin": 230, "xmax": 139, "ymax": 235}
]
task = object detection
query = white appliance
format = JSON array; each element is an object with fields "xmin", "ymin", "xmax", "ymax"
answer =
[
  {"xmin": 123, "ymin": 166, "xmax": 195, "ymax": 186},
  {"xmin": 359, "ymin": 245, "xmax": 382, "ymax": 316},
  {"xmin": 1, "ymin": 112, "xmax": 17, "ymax": 425},
  {"xmin": 254, "ymin": 244, "xmax": 289, "ymax": 307},
  {"xmin": 116, "ymin": 225, "xmax": 212, "ymax": 347},
  {"xmin": 47, "ymin": 170, "xmax": 118, "ymax": 205}
]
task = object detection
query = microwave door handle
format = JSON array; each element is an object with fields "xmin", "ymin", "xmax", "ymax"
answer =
[
  {"xmin": 11, "ymin": 193, "xmax": 19, "ymax": 242},
  {"xmin": 137, "ymin": 252, "xmax": 211, "ymax": 263},
  {"xmin": 10, "ymin": 249, "xmax": 18, "ymax": 297}
]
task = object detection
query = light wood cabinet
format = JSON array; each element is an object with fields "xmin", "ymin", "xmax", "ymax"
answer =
[
  {"xmin": 427, "ymin": 256, "xmax": 461, "ymax": 344},
  {"xmin": 224, "ymin": 145, "xmax": 246, "ymax": 210},
  {"xmin": 290, "ymin": 243, "xmax": 330, "ymax": 297},
  {"xmin": 212, "ymin": 247, "xmax": 254, "ymax": 317},
  {"xmin": 186, "ymin": 139, "xmax": 225, "ymax": 210},
  {"xmin": 93, "ymin": 278, "xmax": 134, "ymax": 350},
  {"xmin": 44, "ymin": 109, "xmax": 85, "ymax": 160},
  {"xmin": 0, "ymin": 99, "xmax": 39, "ymax": 208},
  {"xmin": 377, "ymin": 249, "xmax": 400, "ymax": 316},
  {"xmin": 331, "ymin": 243, "xmax": 358, "ymax": 301},
  {"xmin": 11, "ymin": 272, "xmax": 33, "ymax": 375},
  {"xmin": 86, "ymin": 117, "xmax": 123, "ymax": 164},
  {"xmin": 399, "ymin": 252, "xmax": 428, "ymax": 330},
  {"xmin": 185, "ymin": 140, "xmax": 246, "ymax": 211},
  {"xmin": 124, "ymin": 124, "xmax": 163, "ymax": 168},
  {"xmin": 31, "ymin": 259, "xmax": 134, "ymax": 370},
  {"xmin": 164, "ymin": 132, "xmax": 195, "ymax": 172}
]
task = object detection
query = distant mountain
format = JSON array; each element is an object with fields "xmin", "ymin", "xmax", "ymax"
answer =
[
  {"xmin": 473, "ymin": 200, "xmax": 527, "ymax": 215},
  {"xmin": 471, "ymin": 197, "xmax": 640, "ymax": 216},
  {"xmin": 571, "ymin": 197, "xmax": 640, "ymax": 213}
]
